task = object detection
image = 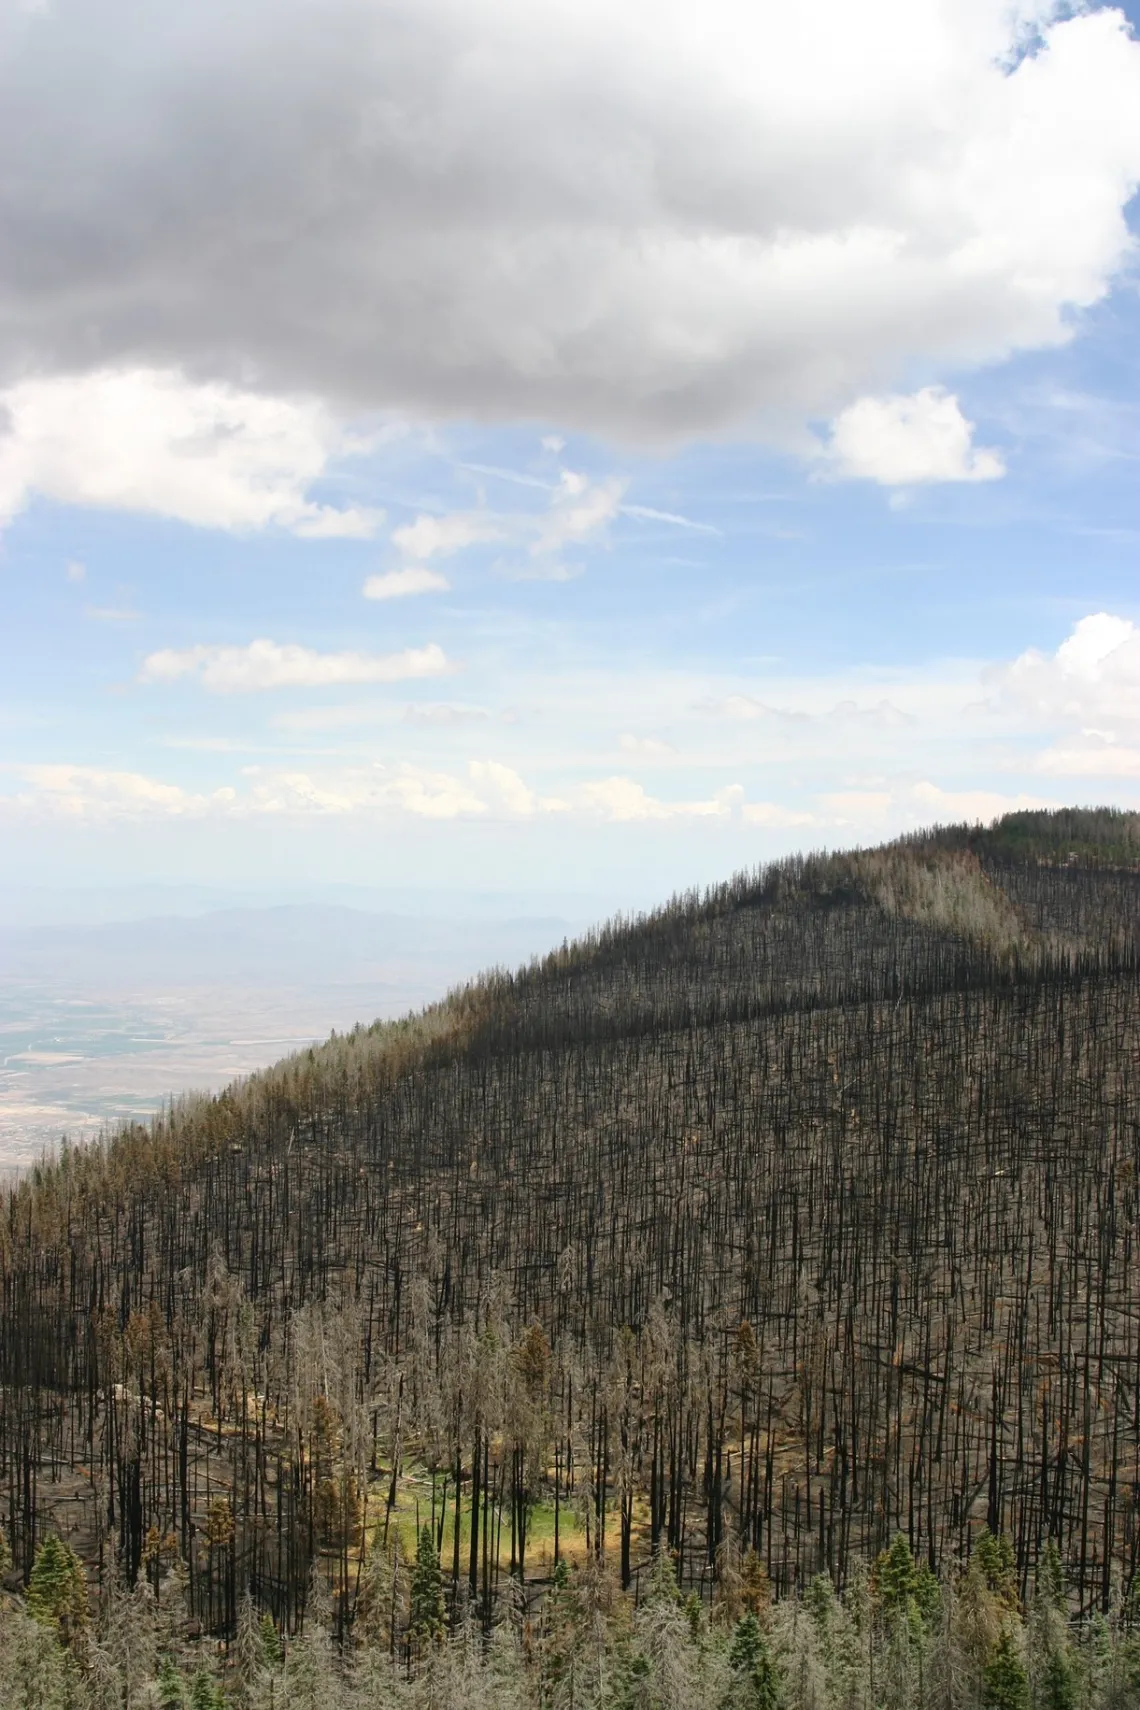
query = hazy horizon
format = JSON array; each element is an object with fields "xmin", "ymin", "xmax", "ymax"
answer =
[
  {"xmin": 0, "ymin": 894, "xmax": 611, "ymax": 1167},
  {"xmin": 3, "ymin": 0, "xmax": 1140, "ymax": 1162}
]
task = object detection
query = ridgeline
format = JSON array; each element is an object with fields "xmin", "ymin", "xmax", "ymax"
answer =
[{"xmin": 3, "ymin": 807, "xmax": 1140, "ymax": 1651}]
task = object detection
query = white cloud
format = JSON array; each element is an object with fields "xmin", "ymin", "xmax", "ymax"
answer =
[
  {"xmin": 469, "ymin": 759, "xmax": 569, "ymax": 816},
  {"xmin": 5, "ymin": 758, "xmax": 1061, "ymax": 833},
  {"xmin": 391, "ymin": 513, "xmax": 506, "ymax": 560},
  {"xmin": 577, "ymin": 777, "xmax": 744, "ymax": 821},
  {"xmin": 65, "ymin": 559, "xmax": 85, "ymax": 583},
  {"xmin": 405, "ymin": 703, "xmax": 493, "ymax": 727},
  {"xmin": 394, "ymin": 469, "xmax": 623, "ymax": 578},
  {"xmin": 0, "ymin": 369, "xmax": 383, "ymax": 535},
  {"xmin": 700, "ymin": 694, "xmax": 788, "ymax": 722},
  {"xmin": 619, "ymin": 734, "xmax": 677, "ymax": 757},
  {"xmin": 987, "ymin": 613, "xmax": 1140, "ymax": 779},
  {"xmin": 1034, "ymin": 740, "xmax": 1140, "ymax": 777},
  {"xmin": 742, "ymin": 801, "xmax": 816, "ymax": 827},
  {"xmin": 1055, "ymin": 611, "xmax": 1135, "ymax": 676},
  {"xmin": 3, "ymin": 758, "xmax": 544, "ymax": 822},
  {"xmin": 908, "ymin": 781, "xmax": 1058, "ymax": 819},
  {"xmin": 267, "ymin": 698, "xmax": 492, "ymax": 732},
  {"xmin": 819, "ymin": 780, "xmax": 1058, "ymax": 829},
  {"xmin": 243, "ymin": 759, "xmax": 568, "ymax": 819},
  {"xmin": 243, "ymin": 764, "xmax": 489, "ymax": 819},
  {"xmin": 821, "ymin": 387, "xmax": 1005, "ymax": 485},
  {"xmin": 363, "ymin": 567, "xmax": 450, "ymax": 600},
  {"xmin": 497, "ymin": 559, "xmax": 582, "ymax": 584},
  {"xmin": 2, "ymin": 764, "xmax": 218, "ymax": 819},
  {"xmin": 533, "ymin": 473, "xmax": 627, "ymax": 555},
  {"xmin": 992, "ymin": 612, "xmax": 1140, "ymax": 724},
  {"xmin": 818, "ymin": 789, "xmax": 896, "ymax": 826},
  {"xmin": 1, "ymin": 756, "xmax": 575, "ymax": 822},
  {"xmin": 5, "ymin": 3, "xmax": 1136, "ymax": 442},
  {"xmin": 139, "ymin": 638, "xmax": 449, "ymax": 693},
  {"xmin": 696, "ymin": 693, "xmax": 912, "ymax": 729},
  {"xmin": 14, "ymin": 615, "xmax": 1140, "ymax": 846}
]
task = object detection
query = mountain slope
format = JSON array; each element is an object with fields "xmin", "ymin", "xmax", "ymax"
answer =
[{"xmin": 2, "ymin": 807, "xmax": 1139, "ymax": 1629}]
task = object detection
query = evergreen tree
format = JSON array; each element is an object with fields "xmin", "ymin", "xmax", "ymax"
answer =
[
  {"xmin": 773, "ymin": 1598, "xmax": 829, "ymax": 1710},
  {"xmin": 913, "ymin": 1563, "xmax": 942, "ymax": 1629},
  {"xmin": 983, "ymin": 1632, "xmax": 1030, "ymax": 1710},
  {"xmin": 627, "ymin": 1544, "xmax": 714, "ymax": 1710},
  {"xmin": 830, "ymin": 1567, "xmax": 874, "ymax": 1710},
  {"xmin": 0, "ymin": 1597, "xmax": 74, "ymax": 1710},
  {"xmin": 157, "ymin": 1654, "xmax": 187, "ymax": 1708},
  {"xmin": 409, "ymin": 1522, "xmax": 446, "ymax": 1649},
  {"xmin": 189, "ymin": 1668, "xmax": 225, "ymax": 1710},
  {"xmin": 25, "ymin": 1535, "xmax": 88, "ymax": 1646},
  {"xmin": 876, "ymin": 1537, "xmax": 919, "ymax": 1615},
  {"xmin": 646, "ymin": 1546, "xmax": 683, "ymax": 1608},
  {"xmin": 730, "ymin": 1610, "xmax": 782, "ymax": 1710},
  {"xmin": 1078, "ymin": 1612, "xmax": 1113, "ymax": 1710},
  {"xmin": 974, "ymin": 1533, "xmax": 1020, "ymax": 1612},
  {"xmin": 1028, "ymin": 1539, "xmax": 1074, "ymax": 1710},
  {"xmin": 956, "ymin": 1546, "xmax": 1007, "ymax": 1706},
  {"xmin": 1036, "ymin": 1542, "xmax": 1066, "ymax": 1618},
  {"xmin": 1037, "ymin": 1648, "xmax": 1077, "ymax": 1710},
  {"xmin": 259, "ymin": 1610, "xmax": 284, "ymax": 1665}
]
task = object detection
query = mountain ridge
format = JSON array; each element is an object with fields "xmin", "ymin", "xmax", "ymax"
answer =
[{"xmin": 2, "ymin": 804, "xmax": 1140, "ymax": 1637}]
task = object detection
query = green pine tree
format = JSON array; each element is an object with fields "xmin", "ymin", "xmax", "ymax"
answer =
[
  {"xmin": 729, "ymin": 1610, "xmax": 781, "ymax": 1710},
  {"xmin": 258, "ymin": 1610, "xmax": 284, "ymax": 1664},
  {"xmin": 913, "ymin": 1560, "xmax": 941, "ymax": 1626},
  {"xmin": 622, "ymin": 1650, "xmax": 652, "ymax": 1710},
  {"xmin": 409, "ymin": 1522, "xmax": 446, "ymax": 1647},
  {"xmin": 25, "ymin": 1535, "xmax": 88, "ymax": 1646},
  {"xmin": 807, "ymin": 1572, "xmax": 836, "ymax": 1640},
  {"xmin": 157, "ymin": 1655, "xmax": 186, "ymax": 1708},
  {"xmin": 1038, "ymin": 1647, "xmax": 1077, "ymax": 1710},
  {"xmin": 1036, "ymin": 1540, "xmax": 1066, "ymax": 1617},
  {"xmin": 983, "ymin": 1631, "xmax": 1030, "ymax": 1710},
  {"xmin": 875, "ymin": 1536, "xmax": 918, "ymax": 1614},
  {"xmin": 188, "ymin": 1667, "xmax": 224, "ymax": 1710},
  {"xmin": 646, "ymin": 1546, "xmax": 683, "ymax": 1607},
  {"xmin": 974, "ymin": 1530, "xmax": 1020, "ymax": 1610}
]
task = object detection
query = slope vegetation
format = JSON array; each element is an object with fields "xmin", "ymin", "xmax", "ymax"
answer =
[{"xmin": 2, "ymin": 807, "xmax": 1139, "ymax": 1632}]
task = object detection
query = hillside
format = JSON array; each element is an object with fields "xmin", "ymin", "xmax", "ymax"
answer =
[{"xmin": 2, "ymin": 806, "xmax": 1140, "ymax": 1643}]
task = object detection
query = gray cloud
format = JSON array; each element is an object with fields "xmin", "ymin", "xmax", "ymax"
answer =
[{"xmin": 2, "ymin": 0, "xmax": 1139, "ymax": 442}]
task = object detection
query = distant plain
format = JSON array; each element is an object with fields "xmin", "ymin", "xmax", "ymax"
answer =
[{"xmin": 0, "ymin": 902, "xmax": 586, "ymax": 1168}]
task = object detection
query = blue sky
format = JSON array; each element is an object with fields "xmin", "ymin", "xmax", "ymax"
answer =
[{"xmin": 2, "ymin": 0, "xmax": 1140, "ymax": 914}]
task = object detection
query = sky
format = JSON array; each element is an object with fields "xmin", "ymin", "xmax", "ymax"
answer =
[{"xmin": 3, "ymin": 0, "xmax": 1140, "ymax": 918}]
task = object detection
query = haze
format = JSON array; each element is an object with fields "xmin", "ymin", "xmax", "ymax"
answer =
[{"xmin": 2, "ymin": 0, "xmax": 1140, "ymax": 1162}]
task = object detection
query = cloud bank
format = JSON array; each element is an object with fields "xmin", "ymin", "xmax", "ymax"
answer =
[
  {"xmin": 1, "ymin": 1, "xmax": 1139, "ymax": 443},
  {"xmin": 11, "ymin": 615, "xmax": 1140, "ymax": 835},
  {"xmin": 0, "ymin": 759, "xmax": 816, "ymax": 828}
]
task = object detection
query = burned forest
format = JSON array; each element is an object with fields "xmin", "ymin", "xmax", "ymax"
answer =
[{"xmin": 4, "ymin": 806, "xmax": 1140, "ymax": 1658}]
